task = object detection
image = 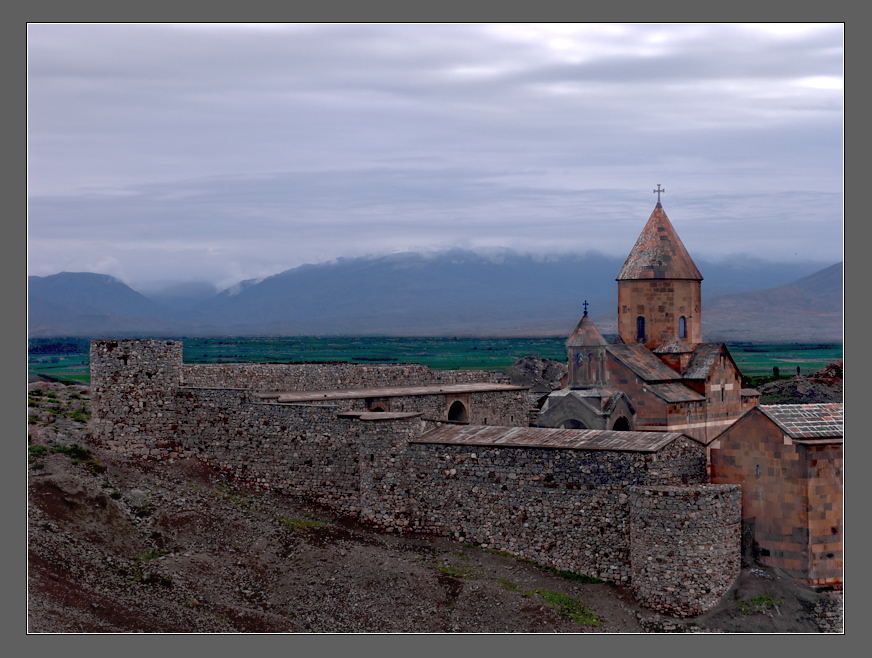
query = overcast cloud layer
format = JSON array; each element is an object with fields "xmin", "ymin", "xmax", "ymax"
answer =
[{"xmin": 28, "ymin": 23, "xmax": 843, "ymax": 292}]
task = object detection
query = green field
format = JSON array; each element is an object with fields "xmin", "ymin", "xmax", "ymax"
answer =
[
  {"xmin": 28, "ymin": 337, "xmax": 843, "ymax": 386},
  {"xmin": 181, "ymin": 336, "xmax": 569, "ymax": 371},
  {"xmin": 725, "ymin": 342, "xmax": 843, "ymax": 378}
]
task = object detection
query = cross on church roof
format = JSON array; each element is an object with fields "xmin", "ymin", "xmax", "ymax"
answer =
[
  {"xmin": 583, "ymin": 300, "xmax": 589, "ymax": 316},
  {"xmin": 653, "ymin": 184, "xmax": 665, "ymax": 205}
]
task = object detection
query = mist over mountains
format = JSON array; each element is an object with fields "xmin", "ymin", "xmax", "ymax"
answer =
[{"xmin": 27, "ymin": 250, "xmax": 843, "ymax": 341}]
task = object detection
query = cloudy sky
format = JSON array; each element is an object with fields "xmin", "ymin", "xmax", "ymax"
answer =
[{"xmin": 27, "ymin": 23, "xmax": 843, "ymax": 293}]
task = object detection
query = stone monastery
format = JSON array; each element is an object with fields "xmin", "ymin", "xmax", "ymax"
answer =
[
  {"xmin": 538, "ymin": 199, "xmax": 760, "ymax": 449},
  {"xmin": 90, "ymin": 199, "xmax": 842, "ymax": 618}
]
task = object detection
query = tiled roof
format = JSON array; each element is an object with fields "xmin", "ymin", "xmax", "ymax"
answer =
[
  {"xmin": 566, "ymin": 313, "xmax": 607, "ymax": 347},
  {"xmin": 741, "ymin": 388, "xmax": 760, "ymax": 397},
  {"xmin": 683, "ymin": 343, "xmax": 725, "ymax": 380},
  {"xmin": 616, "ymin": 205, "xmax": 703, "ymax": 281},
  {"xmin": 759, "ymin": 404, "xmax": 843, "ymax": 439},
  {"xmin": 543, "ymin": 387, "xmax": 633, "ymax": 416},
  {"xmin": 414, "ymin": 425, "xmax": 686, "ymax": 453},
  {"xmin": 607, "ymin": 344, "xmax": 683, "ymax": 382},
  {"xmin": 646, "ymin": 382, "xmax": 706, "ymax": 403}
]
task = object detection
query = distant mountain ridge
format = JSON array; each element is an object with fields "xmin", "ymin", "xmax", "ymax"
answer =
[{"xmin": 27, "ymin": 251, "xmax": 842, "ymax": 340}]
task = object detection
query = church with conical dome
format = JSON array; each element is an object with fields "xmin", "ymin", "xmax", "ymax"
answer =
[{"xmin": 538, "ymin": 198, "xmax": 760, "ymax": 450}]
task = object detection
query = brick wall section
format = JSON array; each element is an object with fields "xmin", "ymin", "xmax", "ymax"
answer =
[
  {"xmin": 605, "ymin": 357, "xmax": 669, "ymax": 425},
  {"xmin": 710, "ymin": 410, "xmax": 843, "ymax": 587},
  {"xmin": 605, "ymin": 350, "xmax": 747, "ymax": 446},
  {"xmin": 629, "ymin": 484, "xmax": 741, "ymax": 617},
  {"xmin": 805, "ymin": 443, "xmax": 843, "ymax": 587},
  {"xmin": 687, "ymin": 352, "xmax": 746, "ymax": 444},
  {"xmin": 181, "ymin": 362, "xmax": 505, "ymax": 391},
  {"xmin": 618, "ymin": 279, "xmax": 701, "ymax": 348},
  {"xmin": 361, "ymin": 433, "xmax": 708, "ymax": 584}
]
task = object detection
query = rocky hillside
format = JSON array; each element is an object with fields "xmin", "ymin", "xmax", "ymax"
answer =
[
  {"xmin": 757, "ymin": 362, "xmax": 843, "ymax": 405},
  {"xmin": 27, "ymin": 381, "xmax": 842, "ymax": 633}
]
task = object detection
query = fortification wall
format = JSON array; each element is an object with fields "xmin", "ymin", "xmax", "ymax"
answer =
[
  {"xmin": 89, "ymin": 339, "xmax": 742, "ymax": 617},
  {"xmin": 181, "ymin": 362, "xmax": 504, "ymax": 391},
  {"xmin": 90, "ymin": 340, "xmax": 183, "ymax": 453},
  {"xmin": 172, "ymin": 388, "xmax": 365, "ymax": 513},
  {"xmin": 359, "ymin": 434, "xmax": 708, "ymax": 583},
  {"xmin": 629, "ymin": 484, "xmax": 741, "ymax": 616}
]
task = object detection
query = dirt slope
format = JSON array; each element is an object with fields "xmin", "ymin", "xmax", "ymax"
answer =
[{"xmin": 27, "ymin": 381, "xmax": 841, "ymax": 633}]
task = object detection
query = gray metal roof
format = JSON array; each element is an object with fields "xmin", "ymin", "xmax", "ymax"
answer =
[{"xmin": 759, "ymin": 404, "xmax": 844, "ymax": 440}]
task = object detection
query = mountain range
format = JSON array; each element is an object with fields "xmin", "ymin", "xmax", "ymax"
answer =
[{"xmin": 27, "ymin": 250, "xmax": 843, "ymax": 341}]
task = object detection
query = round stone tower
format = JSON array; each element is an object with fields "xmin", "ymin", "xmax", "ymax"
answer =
[{"xmin": 616, "ymin": 203, "xmax": 702, "ymax": 350}]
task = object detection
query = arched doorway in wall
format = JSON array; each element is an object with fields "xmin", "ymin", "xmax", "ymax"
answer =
[
  {"xmin": 612, "ymin": 416, "xmax": 630, "ymax": 431},
  {"xmin": 447, "ymin": 400, "xmax": 469, "ymax": 422},
  {"xmin": 558, "ymin": 418, "xmax": 586, "ymax": 429}
]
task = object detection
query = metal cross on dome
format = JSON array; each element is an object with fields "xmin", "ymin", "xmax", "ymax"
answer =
[
  {"xmin": 653, "ymin": 184, "xmax": 665, "ymax": 203},
  {"xmin": 583, "ymin": 300, "xmax": 589, "ymax": 316}
]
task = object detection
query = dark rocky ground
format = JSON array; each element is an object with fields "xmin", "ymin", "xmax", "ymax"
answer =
[
  {"xmin": 27, "ymin": 380, "xmax": 842, "ymax": 633},
  {"xmin": 756, "ymin": 362, "xmax": 843, "ymax": 405}
]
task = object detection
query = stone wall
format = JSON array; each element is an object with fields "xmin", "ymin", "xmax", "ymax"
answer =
[
  {"xmin": 628, "ymin": 484, "xmax": 741, "ymax": 617},
  {"xmin": 360, "ymin": 434, "xmax": 708, "ymax": 584},
  {"xmin": 171, "ymin": 389, "xmax": 365, "ymax": 514},
  {"xmin": 181, "ymin": 362, "xmax": 504, "ymax": 391},
  {"xmin": 90, "ymin": 340, "xmax": 183, "ymax": 454},
  {"xmin": 89, "ymin": 339, "xmax": 743, "ymax": 617},
  {"xmin": 278, "ymin": 390, "xmax": 529, "ymax": 428}
]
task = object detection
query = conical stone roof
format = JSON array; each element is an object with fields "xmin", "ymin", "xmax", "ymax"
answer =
[
  {"xmin": 617, "ymin": 204, "xmax": 703, "ymax": 281},
  {"xmin": 566, "ymin": 311, "xmax": 607, "ymax": 348}
]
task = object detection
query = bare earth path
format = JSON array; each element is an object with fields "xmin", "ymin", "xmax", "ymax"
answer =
[{"xmin": 27, "ymin": 380, "xmax": 841, "ymax": 633}]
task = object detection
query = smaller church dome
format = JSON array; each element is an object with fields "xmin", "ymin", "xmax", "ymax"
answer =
[{"xmin": 566, "ymin": 309, "xmax": 607, "ymax": 348}]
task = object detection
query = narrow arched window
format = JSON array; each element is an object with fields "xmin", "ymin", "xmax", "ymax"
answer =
[
  {"xmin": 679, "ymin": 316, "xmax": 687, "ymax": 339},
  {"xmin": 636, "ymin": 316, "xmax": 645, "ymax": 342}
]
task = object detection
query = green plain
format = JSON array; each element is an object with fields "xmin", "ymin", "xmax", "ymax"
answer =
[{"xmin": 28, "ymin": 337, "xmax": 843, "ymax": 385}]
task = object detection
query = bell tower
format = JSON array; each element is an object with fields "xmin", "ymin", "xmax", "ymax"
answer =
[{"xmin": 616, "ymin": 193, "xmax": 702, "ymax": 350}]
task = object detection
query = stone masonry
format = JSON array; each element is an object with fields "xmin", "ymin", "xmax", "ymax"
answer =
[
  {"xmin": 90, "ymin": 338, "xmax": 741, "ymax": 617},
  {"xmin": 629, "ymin": 484, "xmax": 741, "ymax": 616}
]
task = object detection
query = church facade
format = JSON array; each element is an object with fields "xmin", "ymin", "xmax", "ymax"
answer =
[{"xmin": 538, "ymin": 201, "xmax": 760, "ymax": 448}]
